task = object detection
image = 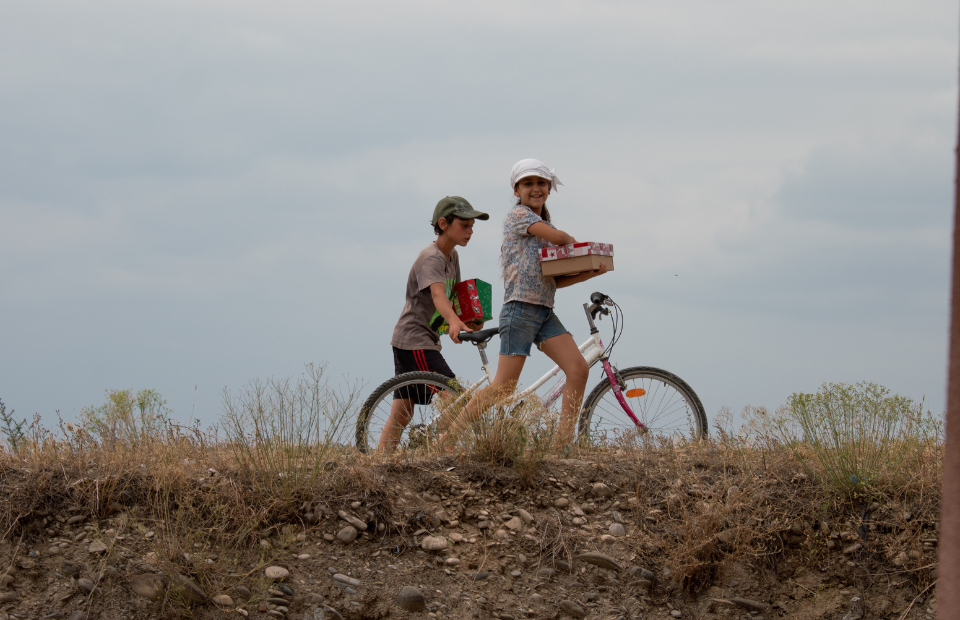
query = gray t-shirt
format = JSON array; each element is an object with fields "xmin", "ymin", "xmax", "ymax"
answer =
[
  {"xmin": 391, "ymin": 242, "xmax": 461, "ymax": 351},
  {"xmin": 502, "ymin": 205, "xmax": 557, "ymax": 308}
]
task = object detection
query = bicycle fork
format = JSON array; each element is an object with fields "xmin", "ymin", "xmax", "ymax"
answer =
[{"xmin": 583, "ymin": 301, "xmax": 647, "ymax": 432}]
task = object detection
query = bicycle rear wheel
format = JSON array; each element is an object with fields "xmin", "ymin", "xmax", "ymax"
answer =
[
  {"xmin": 355, "ymin": 371, "xmax": 463, "ymax": 454},
  {"xmin": 578, "ymin": 366, "xmax": 707, "ymax": 444}
]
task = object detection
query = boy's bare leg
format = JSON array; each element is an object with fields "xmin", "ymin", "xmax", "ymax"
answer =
[
  {"xmin": 378, "ymin": 397, "xmax": 414, "ymax": 452},
  {"xmin": 539, "ymin": 334, "xmax": 589, "ymax": 446}
]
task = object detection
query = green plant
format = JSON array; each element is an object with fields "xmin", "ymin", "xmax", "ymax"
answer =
[
  {"xmin": 778, "ymin": 382, "xmax": 942, "ymax": 495},
  {"xmin": 0, "ymin": 398, "xmax": 26, "ymax": 454},
  {"xmin": 220, "ymin": 363, "xmax": 359, "ymax": 502},
  {"xmin": 80, "ymin": 388, "xmax": 175, "ymax": 447}
]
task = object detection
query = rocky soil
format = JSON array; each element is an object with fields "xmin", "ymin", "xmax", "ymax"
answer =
[{"xmin": 0, "ymin": 453, "xmax": 941, "ymax": 620}]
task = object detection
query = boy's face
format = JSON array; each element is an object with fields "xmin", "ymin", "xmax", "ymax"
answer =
[
  {"xmin": 514, "ymin": 176, "xmax": 551, "ymax": 209},
  {"xmin": 441, "ymin": 217, "xmax": 475, "ymax": 246}
]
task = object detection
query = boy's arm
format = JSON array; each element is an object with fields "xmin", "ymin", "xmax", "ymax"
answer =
[
  {"xmin": 528, "ymin": 222, "xmax": 576, "ymax": 246},
  {"xmin": 555, "ymin": 262, "xmax": 609, "ymax": 288},
  {"xmin": 429, "ymin": 282, "xmax": 471, "ymax": 344}
]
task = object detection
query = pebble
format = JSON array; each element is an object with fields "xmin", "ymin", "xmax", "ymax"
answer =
[
  {"xmin": 0, "ymin": 591, "xmax": 18, "ymax": 603},
  {"xmin": 477, "ymin": 520, "xmax": 490, "ymax": 530},
  {"xmin": 77, "ymin": 578, "xmax": 97, "ymax": 594},
  {"xmin": 445, "ymin": 558, "xmax": 460, "ymax": 566},
  {"xmin": 397, "ymin": 586, "xmax": 427, "ymax": 612},
  {"xmin": 495, "ymin": 529, "xmax": 508, "ymax": 539},
  {"xmin": 68, "ymin": 612, "xmax": 88, "ymax": 620},
  {"xmin": 559, "ymin": 600, "xmax": 587, "ymax": 618},
  {"xmin": 530, "ymin": 593, "xmax": 543, "ymax": 605},
  {"xmin": 671, "ymin": 611, "xmax": 682, "ymax": 618},
  {"xmin": 470, "ymin": 571, "xmax": 490, "ymax": 580},
  {"xmin": 46, "ymin": 546, "xmax": 61, "ymax": 556},
  {"xmin": 212, "ymin": 594, "xmax": 235, "ymax": 607},
  {"xmin": 266, "ymin": 597, "xmax": 290, "ymax": 606},
  {"xmin": 265, "ymin": 566, "xmax": 291, "ymax": 581},
  {"xmin": 87, "ymin": 540, "xmax": 108, "ymax": 554},
  {"xmin": 278, "ymin": 583, "xmax": 294, "ymax": 596},
  {"xmin": 518, "ymin": 509, "xmax": 534, "ymax": 524},
  {"xmin": 537, "ymin": 568, "xmax": 556, "ymax": 578},
  {"xmin": 233, "ymin": 585, "xmax": 251, "ymax": 601},
  {"xmin": 338, "ymin": 510, "xmax": 368, "ymax": 531},
  {"xmin": 129, "ymin": 573, "xmax": 167, "ymax": 601},
  {"xmin": 333, "ymin": 573, "xmax": 360, "ymax": 586},
  {"xmin": 421, "ymin": 536, "xmax": 448, "ymax": 552},
  {"xmin": 297, "ymin": 554, "xmax": 311, "ymax": 560},
  {"xmin": 609, "ymin": 523, "xmax": 626, "ymax": 537},
  {"xmin": 511, "ymin": 570, "xmax": 522, "ymax": 578},
  {"xmin": 171, "ymin": 573, "xmax": 208, "ymax": 604},
  {"xmin": 449, "ymin": 532, "xmax": 464, "ymax": 543},
  {"xmin": 591, "ymin": 483, "xmax": 613, "ymax": 498},
  {"xmin": 504, "ymin": 517, "xmax": 523, "ymax": 531},
  {"xmin": 337, "ymin": 526, "xmax": 358, "ymax": 544},
  {"xmin": 323, "ymin": 605, "xmax": 344, "ymax": 620},
  {"xmin": 554, "ymin": 498, "xmax": 570, "ymax": 508},
  {"xmin": 574, "ymin": 552, "xmax": 623, "ymax": 572},
  {"xmin": 323, "ymin": 533, "xmax": 335, "ymax": 542}
]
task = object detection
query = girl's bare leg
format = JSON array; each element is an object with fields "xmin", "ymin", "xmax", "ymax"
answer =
[
  {"xmin": 539, "ymin": 333, "xmax": 590, "ymax": 446},
  {"xmin": 447, "ymin": 355, "xmax": 527, "ymax": 435},
  {"xmin": 378, "ymin": 397, "xmax": 414, "ymax": 452}
]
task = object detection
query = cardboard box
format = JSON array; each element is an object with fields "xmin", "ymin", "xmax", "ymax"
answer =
[
  {"xmin": 452, "ymin": 279, "xmax": 493, "ymax": 323},
  {"xmin": 540, "ymin": 242, "xmax": 615, "ymax": 277}
]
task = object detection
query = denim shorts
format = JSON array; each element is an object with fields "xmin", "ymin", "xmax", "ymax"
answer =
[{"xmin": 499, "ymin": 301, "xmax": 570, "ymax": 357}]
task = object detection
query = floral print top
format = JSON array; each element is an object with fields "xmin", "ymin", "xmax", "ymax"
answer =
[{"xmin": 501, "ymin": 205, "xmax": 557, "ymax": 308}]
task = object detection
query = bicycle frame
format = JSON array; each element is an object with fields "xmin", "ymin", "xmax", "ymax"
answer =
[{"xmin": 447, "ymin": 300, "xmax": 646, "ymax": 430}]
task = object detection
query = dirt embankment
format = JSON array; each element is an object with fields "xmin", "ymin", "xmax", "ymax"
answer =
[{"xmin": 0, "ymin": 447, "xmax": 942, "ymax": 620}]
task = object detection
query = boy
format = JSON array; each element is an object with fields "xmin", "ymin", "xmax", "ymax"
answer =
[{"xmin": 378, "ymin": 196, "xmax": 489, "ymax": 452}]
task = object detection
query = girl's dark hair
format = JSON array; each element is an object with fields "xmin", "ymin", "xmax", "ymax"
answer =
[
  {"xmin": 514, "ymin": 196, "xmax": 551, "ymax": 223},
  {"xmin": 434, "ymin": 215, "xmax": 467, "ymax": 236}
]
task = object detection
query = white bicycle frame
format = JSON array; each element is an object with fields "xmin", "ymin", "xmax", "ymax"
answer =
[{"xmin": 452, "ymin": 331, "xmax": 606, "ymax": 410}]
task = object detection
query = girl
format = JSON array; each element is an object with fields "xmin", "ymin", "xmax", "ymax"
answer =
[{"xmin": 458, "ymin": 158, "xmax": 607, "ymax": 445}]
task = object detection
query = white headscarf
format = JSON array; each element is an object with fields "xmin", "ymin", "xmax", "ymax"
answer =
[{"xmin": 510, "ymin": 158, "xmax": 563, "ymax": 192}]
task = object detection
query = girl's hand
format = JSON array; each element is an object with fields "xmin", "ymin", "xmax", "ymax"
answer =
[{"xmin": 588, "ymin": 263, "xmax": 609, "ymax": 279}]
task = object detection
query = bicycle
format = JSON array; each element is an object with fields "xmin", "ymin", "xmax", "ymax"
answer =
[{"xmin": 356, "ymin": 291, "xmax": 707, "ymax": 453}]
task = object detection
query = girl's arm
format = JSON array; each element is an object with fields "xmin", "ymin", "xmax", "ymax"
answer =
[
  {"xmin": 555, "ymin": 262, "xmax": 609, "ymax": 288},
  {"xmin": 528, "ymin": 222, "xmax": 576, "ymax": 246}
]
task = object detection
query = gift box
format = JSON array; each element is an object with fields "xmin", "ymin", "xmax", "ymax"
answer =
[
  {"xmin": 452, "ymin": 279, "xmax": 493, "ymax": 323},
  {"xmin": 540, "ymin": 242, "xmax": 614, "ymax": 277}
]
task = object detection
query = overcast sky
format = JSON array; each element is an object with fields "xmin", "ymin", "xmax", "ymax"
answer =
[{"xmin": 1, "ymin": 1, "xmax": 956, "ymax": 433}]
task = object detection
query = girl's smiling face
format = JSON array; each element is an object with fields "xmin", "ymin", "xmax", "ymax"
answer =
[{"xmin": 514, "ymin": 176, "xmax": 551, "ymax": 210}]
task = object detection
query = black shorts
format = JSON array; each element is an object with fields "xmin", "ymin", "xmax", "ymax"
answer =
[{"xmin": 392, "ymin": 347, "xmax": 459, "ymax": 405}]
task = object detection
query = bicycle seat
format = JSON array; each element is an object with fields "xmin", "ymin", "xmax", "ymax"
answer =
[{"xmin": 459, "ymin": 327, "xmax": 500, "ymax": 344}]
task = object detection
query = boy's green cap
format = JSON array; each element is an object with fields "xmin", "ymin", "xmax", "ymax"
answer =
[{"xmin": 432, "ymin": 196, "xmax": 489, "ymax": 226}]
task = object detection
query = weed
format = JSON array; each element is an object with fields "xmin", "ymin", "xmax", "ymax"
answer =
[
  {"xmin": 220, "ymin": 363, "xmax": 360, "ymax": 506},
  {"xmin": 775, "ymin": 382, "xmax": 942, "ymax": 495},
  {"xmin": 0, "ymin": 398, "xmax": 26, "ymax": 454}
]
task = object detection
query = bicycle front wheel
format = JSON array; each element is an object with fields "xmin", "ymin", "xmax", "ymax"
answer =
[
  {"xmin": 356, "ymin": 371, "xmax": 463, "ymax": 454},
  {"xmin": 578, "ymin": 366, "xmax": 707, "ymax": 444}
]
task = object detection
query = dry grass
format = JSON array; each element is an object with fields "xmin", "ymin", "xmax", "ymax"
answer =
[{"xmin": 0, "ymin": 379, "xmax": 944, "ymax": 609}]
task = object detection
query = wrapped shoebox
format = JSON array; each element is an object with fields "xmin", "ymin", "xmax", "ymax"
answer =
[
  {"xmin": 452, "ymin": 279, "xmax": 493, "ymax": 323},
  {"xmin": 540, "ymin": 242, "xmax": 614, "ymax": 277}
]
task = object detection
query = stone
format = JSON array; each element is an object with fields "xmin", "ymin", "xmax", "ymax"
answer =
[
  {"xmin": 559, "ymin": 600, "xmax": 587, "ymax": 618},
  {"xmin": 730, "ymin": 598, "xmax": 770, "ymax": 612},
  {"xmin": 537, "ymin": 568, "xmax": 556, "ymax": 578},
  {"xmin": 265, "ymin": 566, "xmax": 291, "ymax": 581},
  {"xmin": 323, "ymin": 605, "xmax": 344, "ymax": 620},
  {"xmin": 87, "ymin": 540, "xmax": 108, "ymax": 554},
  {"xmin": 504, "ymin": 517, "xmax": 523, "ymax": 531},
  {"xmin": 68, "ymin": 612, "xmax": 88, "ymax": 620},
  {"xmin": 471, "ymin": 571, "xmax": 490, "ymax": 580},
  {"xmin": 213, "ymin": 594, "xmax": 235, "ymax": 607},
  {"xmin": 0, "ymin": 591, "xmax": 19, "ymax": 603},
  {"xmin": 130, "ymin": 573, "xmax": 168, "ymax": 601},
  {"xmin": 47, "ymin": 546, "xmax": 62, "ymax": 555},
  {"xmin": 609, "ymin": 523, "xmax": 626, "ymax": 537},
  {"xmin": 591, "ymin": 483, "xmax": 613, "ymax": 498},
  {"xmin": 531, "ymin": 593, "xmax": 543, "ymax": 605},
  {"xmin": 574, "ymin": 552, "xmax": 623, "ymax": 572},
  {"xmin": 233, "ymin": 585, "xmax": 251, "ymax": 601},
  {"xmin": 511, "ymin": 570, "xmax": 522, "ymax": 577},
  {"xmin": 171, "ymin": 573, "xmax": 208, "ymax": 604},
  {"xmin": 518, "ymin": 509, "xmax": 534, "ymax": 524},
  {"xmin": 421, "ymin": 536, "xmax": 448, "ymax": 552},
  {"xmin": 554, "ymin": 498, "xmax": 570, "ymax": 508},
  {"xmin": 333, "ymin": 573, "xmax": 360, "ymax": 586},
  {"xmin": 67, "ymin": 515, "xmax": 86, "ymax": 525},
  {"xmin": 267, "ymin": 597, "xmax": 290, "ymax": 605},
  {"xmin": 337, "ymin": 510, "xmax": 368, "ymax": 531},
  {"xmin": 336, "ymin": 526, "xmax": 358, "ymax": 544},
  {"xmin": 671, "ymin": 611, "xmax": 682, "ymax": 618},
  {"xmin": 77, "ymin": 577, "xmax": 97, "ymax": 594},
  {"xmin": 843, "ymin": 542, "xmax": 862, "ymax": 555},
  {"xmin": 397, "ymin": 586, "xmax": 427, "ymax": 612},
  {"xmin": 449, "ymin": 532, "xmax": 464, "ymax": 542},
  {"xmin": 62, "ymin": 562, "xmax": 81, "ymax": 577},
  {"xmin": 445, "ymin": 558, "xmax": 460, "ymax": 565}
]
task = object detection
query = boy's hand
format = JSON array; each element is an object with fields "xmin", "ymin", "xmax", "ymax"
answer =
[{"xmin": 449, "ymin": 317, "xmax": 473, "ymax": 344}]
